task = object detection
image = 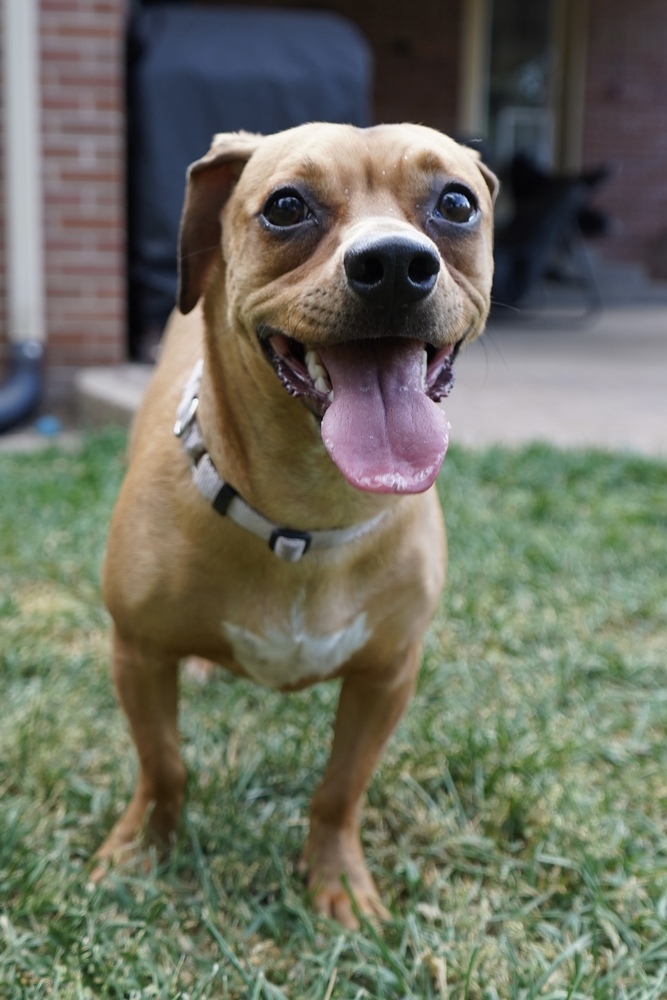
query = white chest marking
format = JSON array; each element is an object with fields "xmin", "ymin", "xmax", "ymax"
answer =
[{"xmin": 222, "ymin": 608, "xmax": 371, "ymax": 689}]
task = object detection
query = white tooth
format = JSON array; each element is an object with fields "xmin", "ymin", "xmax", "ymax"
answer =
[
  {"xmin": 422, "ymin": 349, "xmax": 428, "ymax": 388},
  {"xmin": 306, "ymin": 348, "xmax": 329, "ymax": 384},
  {"xmin": 315, "ymin": 376, "xmax": 331, "ymax": 394}
]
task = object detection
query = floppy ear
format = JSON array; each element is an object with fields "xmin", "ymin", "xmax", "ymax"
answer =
[
  {"xmin": 476, "ymin": 158, "xmax": 500, "ymax": 205},
  {"xmin": 178, "ymin": 131, "xmax": 263, "ymax": 314}
]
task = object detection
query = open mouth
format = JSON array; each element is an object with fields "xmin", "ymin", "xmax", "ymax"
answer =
[
  {"xmin": 259, "ymin": 329, "xmax": 461, "ymax": 496},
  {"xmin": 261, "ymin": 330, "xmax": 459, "ymax": 417}
]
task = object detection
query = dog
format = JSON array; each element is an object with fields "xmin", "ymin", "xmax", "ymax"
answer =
[{"xmin": 93, "ymin": 122, "xmax": 497, "ymax": 928}]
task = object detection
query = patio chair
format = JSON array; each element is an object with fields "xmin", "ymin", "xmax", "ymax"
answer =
[{"xmin": 491, "ymin": 154, "xmax": 611, "ymax": 318}]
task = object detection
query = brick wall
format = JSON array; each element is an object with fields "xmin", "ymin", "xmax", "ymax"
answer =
[
  {"xmin": 351, "ymin": 0, "xmax": 462, "ymax": 132},
  {"xmin": 583, "ymin": 0, "xmax": 667, "ymax": 266},
  {"xmin": 0, "ymin": 0, "xmax": 127, "ymax": 399},
  {"xmin": 0, "ymin": 34, "xmax": 5, "ymax": 373},
  {"xmin": 40, "ymin": 0, "xmax": 127, "ymax": 396},
  {"xmin": 1, "ymin": 22, "xmax": 12, "ymax": 376}
]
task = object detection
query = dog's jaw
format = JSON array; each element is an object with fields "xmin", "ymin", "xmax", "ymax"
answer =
[
  {"xmin": 259, "ymin": 330, "xmax": 460, "ymax": 494},
  {"xmin": 262, "ymin": 330, "xmax": 333, "ymax": 416},
  {"xmin": 260, "ymin": 329, "xmax": 458, "ymax": 417}
]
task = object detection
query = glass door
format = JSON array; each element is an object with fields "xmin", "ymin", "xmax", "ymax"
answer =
[
  {"xmin": 488, "ymin": 0, "xmax": 555, "ymax": 168},
  {"xmin": 458, "ymin": 0, "xmax": 589, "ymax": 171}
]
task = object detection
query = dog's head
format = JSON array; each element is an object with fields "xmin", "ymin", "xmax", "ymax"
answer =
[{"xmin": 178, "ymin": 123, "xmax": 497, "ymax": 494}]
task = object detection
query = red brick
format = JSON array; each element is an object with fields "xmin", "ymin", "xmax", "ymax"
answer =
[{"xmin": 583, "ymin": 0, "xmax": 667, "ymax": 262}]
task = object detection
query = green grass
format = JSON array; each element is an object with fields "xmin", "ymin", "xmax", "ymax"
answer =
[{"xmin": 1, "ymin": 431, "xmax": 667, "ymax": 998}]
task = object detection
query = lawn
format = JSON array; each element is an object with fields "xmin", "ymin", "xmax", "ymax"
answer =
[{"xmin": 1, "ymin": 431, "xmax": 666, "ymax": 999}]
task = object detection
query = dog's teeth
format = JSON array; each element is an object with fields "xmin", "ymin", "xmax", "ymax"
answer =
[
  {"xmin": 422, "ymin": 349, "xmax": 428, "ymax": 388},
  {"xmin": 306, "ymin": 348, "xmax": 331, "ymax": 390},
  {"xmin": 305, "ymin": 349, "xmax": 325, "ymax": 376}
]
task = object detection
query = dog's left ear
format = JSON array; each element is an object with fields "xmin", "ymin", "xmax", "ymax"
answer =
[
  {"xmin": 178, "ymin": 131, "xmax": 263, "ymax": 314},
  {"xmin": 473, "ymin": 154, "xmax": 500, "ymax": 205}
]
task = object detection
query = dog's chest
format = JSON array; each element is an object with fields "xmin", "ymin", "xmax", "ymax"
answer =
[{"xmin": 221, "ymin": 602, "xmax": 371, "ymax": 689}]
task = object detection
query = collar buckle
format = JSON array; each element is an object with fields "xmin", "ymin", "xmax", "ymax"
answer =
[
  {"xmin": 269, "ymin": 528, "xmax": 312, "ymax": 563},
  {"xmin": 174, "ymin": 394, "xmax": 199, "ymax": 438}
]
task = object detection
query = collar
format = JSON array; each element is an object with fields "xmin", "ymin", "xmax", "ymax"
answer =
[{"xmin": 174, "ymin": 360, "xmax": 387, "ymax": 563}]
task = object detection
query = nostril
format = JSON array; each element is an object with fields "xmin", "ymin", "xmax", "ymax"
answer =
[
  {"xmin": 408, "ymin": 252, "xmax": 440, "ymax": 287},
  {"xmin": 346, "ymin": 253, "xmax": 384, "ymax": 287},
  {"xmin": 345, "ymin": 235, "xmax": 439, "ymax": 307}
]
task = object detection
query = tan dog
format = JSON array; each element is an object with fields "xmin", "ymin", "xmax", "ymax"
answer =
[{"xmin": 94, "ymin": 123, "xmax": 497, "ymax": 927}]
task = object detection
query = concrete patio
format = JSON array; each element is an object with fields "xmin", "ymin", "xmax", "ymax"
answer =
[{"xmin": 446, "ymin": 304, "xmax": 667, "ymax": 457}]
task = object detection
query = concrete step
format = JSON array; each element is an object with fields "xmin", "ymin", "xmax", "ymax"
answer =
[
  {"xmin": 75, "ymin": 364, "xmax": 152, "ymax": 427},
  {"xmin": 590, "ymin": 251, "xmax": 667, "ymax": 303}
]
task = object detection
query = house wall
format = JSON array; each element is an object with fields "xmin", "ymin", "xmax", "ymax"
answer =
[
  {"xmin": 0, "ymin": 0, "xmax": 127, "ymax": 399},
  {"xmin": 0, "ymin": 37, "xmax": 5, "ymax": 371},
  {"xmin": 583, "ymin": 0, "xmax": 667, "ymax": 269},
  {"xmin": 0, "ymin": 0, "xmax": 666, "ymax": 401}
]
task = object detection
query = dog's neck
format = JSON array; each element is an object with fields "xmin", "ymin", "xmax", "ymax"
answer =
[{"xmin": 196, "ymin": 295, "xmax": 399, "ymax": 531}]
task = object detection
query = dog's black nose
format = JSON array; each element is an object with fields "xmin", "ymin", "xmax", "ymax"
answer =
[{"xmin": 344, "ymin": 234, "xmax": 440, "ymax": 310}]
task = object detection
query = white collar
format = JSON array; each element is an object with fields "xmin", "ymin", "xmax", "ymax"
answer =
[{"xmin": 174, "ymin": 361, "xmax": 386, "ymax": 563}]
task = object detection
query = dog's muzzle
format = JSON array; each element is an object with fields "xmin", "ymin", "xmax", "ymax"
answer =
[{"xmin": 255, "ymin": 233, "xmax": 468, "ymax": 495}]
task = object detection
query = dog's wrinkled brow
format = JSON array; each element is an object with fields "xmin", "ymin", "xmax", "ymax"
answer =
[
  {"xmin": 294, "ymin": 155, "xmax": 325, "ymax": 181},
  {"xmin": 414, "ymin": 150, "xmax": 445, "ymax": 174}
]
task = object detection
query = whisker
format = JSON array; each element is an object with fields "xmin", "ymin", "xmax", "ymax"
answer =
[{"xmin": 179, "ymin": 244, "xmax": 221, "ymax": 262}]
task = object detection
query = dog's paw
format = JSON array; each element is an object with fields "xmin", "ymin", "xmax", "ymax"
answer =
[
  {"xmin": 90, "ymin": 792, "xmax": 181, "ymax": 886},
  {"xmin": 89, "ymin": 836, "xmax": 144, "ymax": 887},
  {"xmin": 310, "ymin": 874, "xmax": 390, "ymax": 930},
  {"xmin": 299, "ymin": 826, "xmax": 390, "ymax": 929}
]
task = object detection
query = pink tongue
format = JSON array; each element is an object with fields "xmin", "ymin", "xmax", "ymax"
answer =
[{"xmin": 319, "ymin": 338, "xmax": 450, "ymax": 494}]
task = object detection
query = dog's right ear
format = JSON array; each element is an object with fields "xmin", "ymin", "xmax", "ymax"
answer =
[{"xmin": 178, "ymin": 131, "xmax": 263, "ymax": 314}]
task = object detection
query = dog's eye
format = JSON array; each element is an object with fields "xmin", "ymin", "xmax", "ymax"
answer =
[
  {"xmin": 263, "ymin": 191, "xmax": 310, "ymax": 228},
  {"xmin": 437, "ymin": 187, "xmax": 477, "ymax": 224}
]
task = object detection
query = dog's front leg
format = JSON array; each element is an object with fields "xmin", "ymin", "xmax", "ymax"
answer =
[
  {"xmin": 301, "ymin": 644, "xmax": 421, "ymax": 928},
  {"xmin": 91, "ymin": 627, "xmax": 185, "ymax": 881}
]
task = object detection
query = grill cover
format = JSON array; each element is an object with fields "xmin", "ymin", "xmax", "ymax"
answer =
[{"xmin": 127, "ymin": 5, "xmax": 373, "ymax": 354}]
